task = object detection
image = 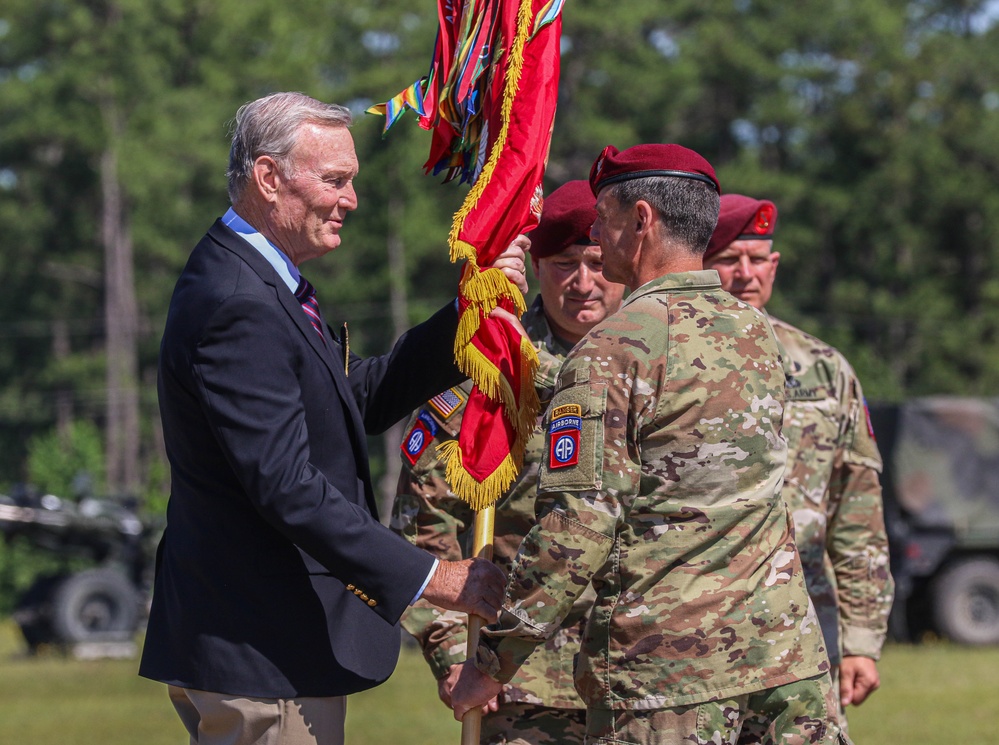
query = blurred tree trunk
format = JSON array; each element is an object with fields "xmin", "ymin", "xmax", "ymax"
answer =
[
  {"xmin": 379, "ymin": 188, "xmax": 410, "ymax": 524},
  {"xmin": 100, "ymin": 110, "xmax": 140, "ymax": 497},
  {"xmin": 51, "ymin": 320, "xmax": 72, "ymax": 443}
]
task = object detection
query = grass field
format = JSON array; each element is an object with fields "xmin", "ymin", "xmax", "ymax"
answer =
[{"xmin": 0, "ymin": 620, "xmax": 996, "ymax": 744}]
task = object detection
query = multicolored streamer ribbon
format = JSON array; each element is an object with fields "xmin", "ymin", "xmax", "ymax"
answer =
[{"xmin": 369, "ymin": 0, "xmax": 564, "ymax": 511}]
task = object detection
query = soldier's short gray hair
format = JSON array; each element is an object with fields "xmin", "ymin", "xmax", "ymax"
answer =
[
  {"xmin": 226, "ymin": 92, "xmax": 352, "ymax": 204},
  {"xmin": 609, "ymin": 176, "xmax": 720, "ymax": 255}
]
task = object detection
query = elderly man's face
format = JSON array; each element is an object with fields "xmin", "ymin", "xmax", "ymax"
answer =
[
  {"xmin": 267, "ymin": 123, "xmax": 359, "ymax": 266},
  {"xmin": 704, "ymin": 239, "xmax": 780, "ymax": 310},
  {"xmin": 532, "ymin": 243, "xmax": 625, "ymax": 345}
]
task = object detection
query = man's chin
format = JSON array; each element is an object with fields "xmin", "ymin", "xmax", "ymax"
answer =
[
  {"xmin": 735, "ymin": 292, "xmax": 767, "ymax": 310},
  {"xmin": 570, "ymin": 310, "xmax": 607, "ymax": 327}
]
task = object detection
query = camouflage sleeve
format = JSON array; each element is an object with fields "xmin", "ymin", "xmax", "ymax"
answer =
[
  {"xmin": 391, "ymin": 408, "xmax": 476, "ymax": 680},
  {"xmin": 475, "ymin": 497, "xmax": 615, "ymax": 683},
  {"xmin": 826, "ymin": 375, "xmax": 894, "ymax": 660},
  {"xmin": 476, "ymin": 363, "xmax": 632, "ymax": 683}
]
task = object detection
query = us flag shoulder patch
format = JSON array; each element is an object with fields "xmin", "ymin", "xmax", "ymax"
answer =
[
  {"xmin": 428, "ymin": 387, "xmax": 465, "ymax": 420},
  {"xmin": 863, "ymin": 397, "xmax": 876, "ymax": 440}
]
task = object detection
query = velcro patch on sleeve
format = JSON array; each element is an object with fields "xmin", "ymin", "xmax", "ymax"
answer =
[
  {"xmin": 428, "ymin": 387, "xmax": 466, "ymax": 420},
  {"xmin": 539, "ymin": 382, "xmax": 606, "ymax": 492},
  {"xmin": 401, "ymin": 411, "xmax": 439, "ymax": 465},
  {"xmin": 548, "ymin": 405, "xmax": 582, "ymax": 469}
]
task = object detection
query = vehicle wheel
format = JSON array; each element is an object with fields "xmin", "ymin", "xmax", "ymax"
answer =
[
  {"xmin": 50, "ymin": 568, "xmax": 140, "ymax": 644},
  {"xmin": 931, "ymin": 557, "xmax": 999, "ymax": 645}
]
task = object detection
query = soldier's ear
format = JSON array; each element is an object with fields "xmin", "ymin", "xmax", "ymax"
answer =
[{"xmin": 634, "ymin": 200, "xmax": 656, "ymax": 238}]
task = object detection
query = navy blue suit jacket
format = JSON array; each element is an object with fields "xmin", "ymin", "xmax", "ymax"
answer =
[{"xmin": 139, "ymin": 220, "xmax": 463, "ymax": 697}]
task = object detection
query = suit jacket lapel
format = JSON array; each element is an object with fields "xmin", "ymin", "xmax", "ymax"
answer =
[
  {"xmin": 207, "ymin": 220, "xmax": 342, "ymax": 367},
  {"xmin": 207, "ymin": 222, "xmax": 373, "ymax": 491}
]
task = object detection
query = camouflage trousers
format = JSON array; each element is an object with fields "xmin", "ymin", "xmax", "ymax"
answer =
[
  {"xmin": 584, "ymin": 674, "xmax": 852, "ymax": 745},
  {"xmin": 829, "ymin": 665, "xmax": 850, "ymax": 734},
  {"xmin": 829, "ymin": 664, "xmax": 849, "ymax": 737},
  {"xmin": 480, "ymin": 702, "xmax": 587, "ymax": 745}
]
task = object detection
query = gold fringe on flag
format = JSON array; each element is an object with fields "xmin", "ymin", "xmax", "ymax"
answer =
[
  {"xmin": 438, "ymin": 440, "xmax": 524, "ymax": 512},
  {"xmin": 442, "ymin": 0, "xmax": 541, "ymax": 510}
]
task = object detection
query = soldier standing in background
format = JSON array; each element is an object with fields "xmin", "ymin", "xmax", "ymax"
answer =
[
  {"xmin": 448, "ymin": 144, "xmax": 848, "ymax": 745},
  {"xmin": 392, "ymin": 179, "xmax": 626, "ymax": 744},
  {"xmin": 703, "ymin": 193, "xmax": 894, "ymax": 722}
]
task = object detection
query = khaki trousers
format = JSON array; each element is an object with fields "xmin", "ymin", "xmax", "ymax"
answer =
[{"xmin": 168, "ymin": 685, "xmax": 346, "ymax": 745}]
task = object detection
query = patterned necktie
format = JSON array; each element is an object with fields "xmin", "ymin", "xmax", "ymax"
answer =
[{"xmin": 294, "ymin": 276, "xmax": 326, "ymax": 344}]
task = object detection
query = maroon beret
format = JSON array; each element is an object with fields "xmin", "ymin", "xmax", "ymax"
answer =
[
  {"xmin": 528, "ymin": 180, "xmax": 597, "ymax": 259},
  {"xmin": 704, "ymin": 193, "xmax": 778, "ymax": 259},
  {"xmin": 589, "ymin": 144, "xmax": 720, "ymax": 196}
]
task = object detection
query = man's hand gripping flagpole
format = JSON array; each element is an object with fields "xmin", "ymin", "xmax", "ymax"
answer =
[{"xmin": 369, "ymin": 1, "xmax": 564, "ymax": 741}]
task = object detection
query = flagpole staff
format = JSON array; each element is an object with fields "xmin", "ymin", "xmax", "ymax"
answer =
[
  {"xmin": 367, "ymin": 2, "xmax": 563, "ymax": 741},
  {"xmin": 461, "ymin": 504, "xmax": 496, "ymax": 745}
]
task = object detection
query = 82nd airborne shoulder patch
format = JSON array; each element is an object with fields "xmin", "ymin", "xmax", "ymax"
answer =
[
  {"xmin": 548, "ymin": 404, "xmax": 582, "ymax": 469},
  {"xmin": 401, "ymin": 411, "xmax": 439, "ymax": 466}
]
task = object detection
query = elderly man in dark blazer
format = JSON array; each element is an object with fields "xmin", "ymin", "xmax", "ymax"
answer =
[{"xmin": 139, "ymin": 92, "xmax": 519, "ymax": 745}]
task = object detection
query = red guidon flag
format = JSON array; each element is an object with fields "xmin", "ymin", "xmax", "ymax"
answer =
[{"xmin": 370, "ymin": 0, "xmax": 563, "ymax": 509}]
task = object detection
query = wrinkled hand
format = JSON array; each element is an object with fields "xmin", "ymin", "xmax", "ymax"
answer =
[
  {"xmin": 838, "ymin": 655, "xmax": 880, "ymax": 707},
  {"xmin": 449, "ymin": 660, "xmax": 504, "ymax": 722},
  {"xmin": 421, "ymin": 557, "xmax": 506, "ymax": 622},
  {"xmin": 438, "ymin": 666, "xmax": 500, "ymax": 716},
  {"xmin": 489, "ymin": 235, "xmax": 531, "ymax": 296}
]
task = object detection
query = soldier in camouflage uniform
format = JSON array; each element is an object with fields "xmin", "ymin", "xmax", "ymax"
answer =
[
  {"xmin": 392, "ymin": 180, "xmax": 626, "ymax": 744},
  {"xmin": 449, "ymin": 144, "xmax": 847, "ymax": 745},
  {"xmin": 703, "ymin": 194, "xmax": 894, "ymax": 720}
]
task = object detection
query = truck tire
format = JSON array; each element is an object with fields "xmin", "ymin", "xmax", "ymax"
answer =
[
  {"xmin": 50, "ymin": 568, "xmax": 140, "ymax": 644},
  {"xmin": 931, "ymin": 557, "xmax": 999, "ymax": 645}
]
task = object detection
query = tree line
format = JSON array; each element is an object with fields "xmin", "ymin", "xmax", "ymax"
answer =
[{"xmin": 1, "ymin": 0, "xmax": 997, "ymax": 513}]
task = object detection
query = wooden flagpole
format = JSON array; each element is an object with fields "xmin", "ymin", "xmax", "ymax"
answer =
[{"xmin": 460, "ymin": 504, "xmax": 495, "ymax": 745}]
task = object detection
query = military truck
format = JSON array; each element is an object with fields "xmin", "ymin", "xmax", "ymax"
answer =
[
  {"xmin": 869, "ymin": 397, "xmax": 999, "ymax": 645},
  {"xmin": 0, "ymin": 487, "xmax": 161, "ymax": 653}
]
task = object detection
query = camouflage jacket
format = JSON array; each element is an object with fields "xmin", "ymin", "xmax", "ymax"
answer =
[
  {"xmin": 391, "ymin": 296, "xmax": 590, "ymax": 708},
  {"xmin": 474, "ymin": 271, "xmax": 829, "ymax": 711},
  {"xmin": 772, "ymin": 316, "xmax": 894, "ymax": 663}
]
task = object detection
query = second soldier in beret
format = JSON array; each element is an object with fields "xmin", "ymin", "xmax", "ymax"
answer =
[{"xmin": 392, "ymin": 180, "xmax": 625, "ymax": 744}]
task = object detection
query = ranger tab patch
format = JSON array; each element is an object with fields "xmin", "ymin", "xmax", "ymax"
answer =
[
  {"xmin": 548, "ymin": 404, "xmax": 582, "ymax": 469},
  {"xmin": 428, "ymin": 387, "xmax": 465, "ymax": 420},
  {"xmin": 402, "ymin": 411, "xmax": 439, "ymax": 465}
]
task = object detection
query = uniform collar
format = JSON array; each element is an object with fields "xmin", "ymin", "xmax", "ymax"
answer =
[{"xmin": 622, "ymin": 269, "xmax": 721, "ymax": 308}]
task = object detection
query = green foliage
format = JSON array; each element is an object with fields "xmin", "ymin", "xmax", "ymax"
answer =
[
  {"xmin": 0, "ymin": 537, "xmax": 91, "ymax": 616},
  {"xmin": 1, "ymin": 0, "xmax": 998, "ymax": 504},
  {"xmin": 554, "ymin": 0, "xmax": 999, "ymax": 400},
  {"xmin": 26, "ymin": 420, "xmax": 105, "ymax": 500}
]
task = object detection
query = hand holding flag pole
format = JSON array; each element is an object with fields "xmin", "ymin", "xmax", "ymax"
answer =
[
  {"xmin": 370, "ymin": 1, "xmax": 564, "ymax": 740},
  {"xmin": 463, "ymin": 504, "xmax": 495, "ymax": 745}
]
